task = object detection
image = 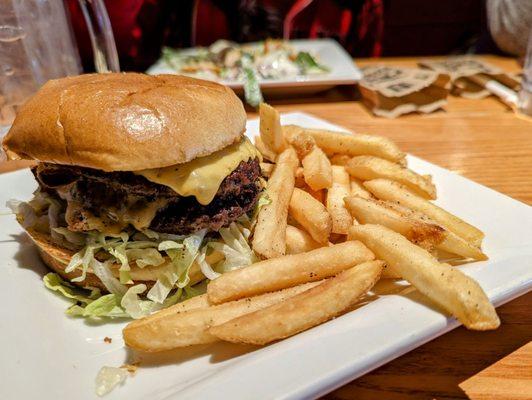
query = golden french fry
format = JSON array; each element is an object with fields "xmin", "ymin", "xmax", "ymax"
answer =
[
  {"xmin": 327, "ymin": 166, "xmax": 353, "ymax": 234},
  {"xmin": 295, "ymin": 166, "xmax": 306, "ymax": 187},
  {"xmin": 350, "ymin": 177, "xmax": 372, "ymax": 199},
  {"xmin": 364, "ymin": 179, "xmax": 484, "ymax": 246},
  {"xmin": 289, "ymin": 130, "xmax": 315, "ymax": 158},
  {"xmin": 381, "ymin": 268, "xmax": 402, "ymax": 279},
  {"xmin": 348, "ymin": 224, "xmax": 499, "ymax": 330},
  {"xmin": 289, "ymin": 187, "xmax": 332, "ymax": 244},
  {"xmin": 123, "ymin": 280, "xmax": 322, "ymax": 351},
  {"xmin": 329, "ymin": 154, "xmax": 351, "ymax": 166},
  {"xmin": 253, "ymin": 148, "xmax": 298, "ymax": 258},
  {"xmin": 345, "ymin": 195, "xmax": 444, "ymax": 249},
  {"xmin": 436, "ymin": 234, "xmax": 488, "ymax": 261},
  {"xmin": 346, "ymin": 156, "xmax": 436, "ymax": 200},
  {"xmin": 289, "ymin": 130, "xmax": 333, "ymax": 190},
  {"xmin": 207, "ymin": 241, "xmax": 374, "ymax": 303},
  {"xmin": 344, "ymin": 196, "xmax": 487, "ymax": 261},
  {"xmin": 302, "ymin": 146, "xmax": 332, "ymax": 190},
  {"xmin": 375, "ymin": 199, "xmax": 488, "ymax": 261},
  {"xmin": 209, "ymin": 260, "xmax": 384, "ymax": 345},
  {"xmin": 282, "ymin": 124, "xmax": 304, "ymax": 142},
  {"xmin": 285, "ymin": 225, "xmax": 321, "ymax": 254},
  {"xmin": 304, "ymin": 185, "xmax": 326, "ymax": 203},
  {"xmin": 254, "ymin": 135, "xmax": 277, "ymax": 162},
  {"xmin": 260, "ymin": 103, "xmax": 287, "ymax": 153},
  {"xmin": 282, "ymin": 125, "xmax": 405, "ymax": 163},
  {"xmin": 260, "ymin": 162, "xmax": 274, "ymax": 178},
  {"xmin": 143, "ymin": 294, "xmax": 210, "ymax": 322}
]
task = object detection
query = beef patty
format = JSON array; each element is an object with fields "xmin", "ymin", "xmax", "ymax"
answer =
[{"xmin": 33, "ymin": 159, "xmax": 262, "ymax": 234}]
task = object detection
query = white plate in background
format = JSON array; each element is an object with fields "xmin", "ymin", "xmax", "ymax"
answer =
[
  {"xmin": 0, "ymin": 112, "xmax": 530, "ymax": 400},
  {"xmin": 147, "ymin": 39, "xmax": 362, "ymax": 96}
]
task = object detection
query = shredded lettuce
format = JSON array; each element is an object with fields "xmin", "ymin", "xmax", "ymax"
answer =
[
  {"xmin": 95, "ymin": 366, "xmax": 129, "ymax": 397},
  {"xmin": 241, "ymin": 53, "xmax": 263, "ymax": 107},
  {"xmin": 295, "ymin": 51, "xmax": 330, "ymax": 73},
  {"xmin": 68, "ymin": 294, "xmax": 128, "ymax": 318},
  {"xmin": 53, "ymin": 227, "xmax": 86, "ymax": 246},
  {"xmin": 11, "ymin": 191, "xmax": 262, "ymax": 320},
  {"xmin": 126, "ymin": 248, "xmax": 165, "ymax": 268},
  {"xmin": 91, "ymin": 259, "xmax": 127, "ymax": 296},
  {"xmin": 147, "ymin": 229, "xmax": 206, "ymax": 303},
  {"xmin": 158, "ymin": 240, "xmax": 184, "ymax": 251},
  {"xmin": 121, "ymin": 284, "xmax": 150, "ymax": 319},
  {"xmin": 196, "ymin": 246, "xmax": 220, "ymax": 280},
  {"xmin": 43, "ymin": 273, "xmax": 101, "ymax": 304}
]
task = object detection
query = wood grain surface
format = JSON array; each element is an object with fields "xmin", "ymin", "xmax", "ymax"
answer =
[
  {"xmin": 1, "ymin": 55, "xmax": 530, "ymax": 399},
  {"xmin": 460, "ymin": 341, "xmax": 532, "ymax": 400}
]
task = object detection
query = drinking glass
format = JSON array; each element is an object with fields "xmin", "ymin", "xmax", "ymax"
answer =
[
  {"xmin": 518, "ymin": 29, "xmax": 532, "ymax": 116},
  {"xmin": 0, "ymin": 0, "xmax": 119, "ymax": 129}
]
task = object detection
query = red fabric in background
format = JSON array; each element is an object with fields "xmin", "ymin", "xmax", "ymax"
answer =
[
  {"xmin": 67, "ymin": 0, "xmax": 481, "ymax": 72},
  {"xmin": 67, "ymin": 0, "xmax": 145, "ymax": 69},
  {"xmin": 192, "ymin": 0, "xmax": 381, "ymax": 56}
]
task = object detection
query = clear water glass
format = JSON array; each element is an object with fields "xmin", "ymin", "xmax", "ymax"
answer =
[
  {"xmin": 0, "ymin": 0, "xmax": 119, "ymax": 130},
  {"xmin": 518, "ymin": 29, "xmax": 532, "ymax": 116}
]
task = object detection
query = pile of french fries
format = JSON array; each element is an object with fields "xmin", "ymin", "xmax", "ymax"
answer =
[{"xmin": 123, "ymin": 103, "xmax": 499, "ymax": 352}]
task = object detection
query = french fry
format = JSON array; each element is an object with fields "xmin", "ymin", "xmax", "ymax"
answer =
[
  {"xmin": 254, "ymin": 135, "xmax": 277, "ymax": 162},
  {"xmin": 209, "ymin": 260, "xmax": 384, "ymax": 345},
  {"xmin": 260, "ymin": 162, "xmax": 274, "ymax": 178},
  {"xmin": 295, "ymin": 167, "xmax": 306, "ymax": 187},
  {"xmin": 253, "ymin": 148, "xmax": 298, "ymax": 258},
  {"xmin": 350, "ymin": 177, "xmax": 372, "ymax": 199},
  {"xmin": 379, "ymin": 199, "xmax": 487, "ymax": 261},
  {"xmin": 345, "ymin": 195, "xmax": 444, "ymax": 249},
  {"xmin": 302, "ymin": 146, "xmax": 333, "ymax": 190},
  {"xmin": 346, "ymin": 156, "xmax": 436, "ymax": 200},
  {"xmin": 364, "ymin": 179, "xmax": 484, "ymax": 246},
  {"xmin": 282, "ymin": 124, "xmax": 305, "ymax": 142},
  {"xmin": 259, "ymin": 103, "xmax": 287, "ymax": 153},
  {"xmin": 327, "ymin": 166, "xmax": 353, "ymax": 234},
  {"xmin": 283, "ymin": 125, "xmax": 405, "ymax": 164},
  {"xmin": 290, "ymin": 130, "xmax": 332, "ymax": 190},
  {"xmin": 344, "ymin": 195, "xmax": 487, "ymax": 260},
  {"xmin": 304, "ymin": 186, "xmax": 325, "ymax": 203},
  {"xmin": 348, "ymin": 225, "xmax": 499, "ymax": 330},
  {"xmin": 123, "ymin": 280, "xmax": 322, "ymax": 351},
  {"xmin": 142, "ymin": 294, "xmax": 210, "ymax": 322},
  {"xmin": 381, "ymin": 267, "xmax": 402, "ymax": 279},
  {"xmin": 330, "ymin": 154, "xmax": 351, "ymax": 166},
  {"xmin": 285, "ymin": 225, "xmax": 322, "ymax": 254},
  {"xmin": 289, "ymin": 129, "xmax": 314, "ymax": 157},
  {"xmin": 289, "ymin": 187, "xmax": 332, "ymax": 244},
  {"xmin": 207, "ymin": 241, "xmax": 374, "ymax": 303},
  {"xmin": 379, "ymin": 198, "xmax": 487, "ymax": 261}
]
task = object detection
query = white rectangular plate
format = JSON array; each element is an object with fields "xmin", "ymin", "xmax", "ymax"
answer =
[
  {"xmin": 147, "ymin": 39, "xmax": 362, "ymax": 95},
  {"xmin": 0, "ymin": 112, "xmax": 531, "ymax": 400}
]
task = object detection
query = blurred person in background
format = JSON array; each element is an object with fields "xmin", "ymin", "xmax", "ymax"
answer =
[{"xmin": 486, "ymin": 0, "xmax": 532, "ymax": 57}]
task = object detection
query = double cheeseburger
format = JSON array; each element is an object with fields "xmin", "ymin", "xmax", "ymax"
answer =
[{"xmin": 3, "ymin": 73, "xmax": 263, "ymax": 293}]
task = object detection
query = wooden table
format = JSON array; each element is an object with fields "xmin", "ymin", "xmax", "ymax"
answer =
[{"xmin": 1, "ymin": 55, "xmax": 530, "ymax": 399}]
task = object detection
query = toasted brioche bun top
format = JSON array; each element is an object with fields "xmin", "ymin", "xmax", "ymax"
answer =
[{"xmin": 2, "ymin": 73, "xmax": 246, "ymax": 171}]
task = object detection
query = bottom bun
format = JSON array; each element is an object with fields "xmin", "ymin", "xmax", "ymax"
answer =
[{"xmin": 25, "ymin": 226, "xmax": 205, "ymax": 292}]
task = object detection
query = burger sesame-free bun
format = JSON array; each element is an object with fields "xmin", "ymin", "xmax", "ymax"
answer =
[
  {"xmin": 25, "ymin": 225, "xmax": 204, "ymax": 292},
  {"xmin": 3, "ymin": 73, "xmax": 246, "ymax": 171}
]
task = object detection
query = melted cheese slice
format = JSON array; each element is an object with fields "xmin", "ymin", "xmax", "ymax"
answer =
[{"xmin": 135, "ymin": 137, "xmax": 261, "ymax": 205}]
